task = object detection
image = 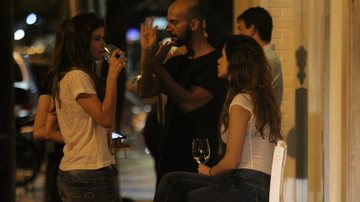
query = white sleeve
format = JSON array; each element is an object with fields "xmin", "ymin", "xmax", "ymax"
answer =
[
  {"xmin": 229, "ymin": 93, "xmax": 253, "ymax": 117},
  {"xmin": 67, "ymin": 70, "xmax": 97, "ymax": 99}
]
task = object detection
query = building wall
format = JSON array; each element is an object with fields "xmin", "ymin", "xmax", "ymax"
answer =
[
  {"xmin": 347, "ymin": 0, "xmax": 360, "ymax": 201},
  {"xmin": 267, "ymin": 1, "xmax": 299, "ymax": 201},
  {"xmin": 324, "ymin": 0, "xmax": 350, "ymax": 201}
]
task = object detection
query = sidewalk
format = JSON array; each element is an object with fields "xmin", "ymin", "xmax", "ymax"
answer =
[{"xmin": 116, "ymin": 131, "xmax": 156, "ymax": 201}]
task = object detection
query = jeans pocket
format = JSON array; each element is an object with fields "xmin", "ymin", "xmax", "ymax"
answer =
[
  {"xmin": 58, "ymin": 171, "xmax": 96, "ymax": 202},
  {"xmin": 67, "ymin": 181, "xmax": 96, "ymax": 201}
]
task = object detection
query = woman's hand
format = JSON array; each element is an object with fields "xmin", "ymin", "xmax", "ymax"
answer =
[
  {"xmin": 140, "ymin": 17, "xmax": 159, "ymax": 52},
  {"xmin": 198, "ymin": 164, "xmax": 212, "ymax": 176},
  {"xmin": 108, "ymin": 49, "xmax": 127, "ymax": 78}
]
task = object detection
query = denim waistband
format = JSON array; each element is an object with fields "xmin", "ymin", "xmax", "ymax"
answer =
[
  {"xmin": 228, "ymin": 168, "xmax": 271, "ymax": 191},
  {"xmin": 231, "ymin": 168, "xmax": 271, "ymax": 181},
  {"xmin": 59, "ymin": 164, "xmax": 116, "ymax": 176}
]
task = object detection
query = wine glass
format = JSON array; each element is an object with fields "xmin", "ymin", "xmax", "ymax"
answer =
[
  {"xmin": 103, "ymin": 43, "xmax": 124, "ymax": 62},
  {"xmin": 103, "ymin": 43, "xmax": 142, "ymax": 83},
  {"xmin": 192, "ymin": 138, "xmax": 210, "ymax": 164}
]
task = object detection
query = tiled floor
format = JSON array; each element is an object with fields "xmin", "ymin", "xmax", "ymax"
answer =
[{"xmin": 16, "ymin": 131, "xmax": 156, "ymax": 202}]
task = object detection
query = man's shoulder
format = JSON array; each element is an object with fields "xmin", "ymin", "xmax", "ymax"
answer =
[{"xmin": 263, "ymin": 44, "xmax": 279, "ymax": 58}]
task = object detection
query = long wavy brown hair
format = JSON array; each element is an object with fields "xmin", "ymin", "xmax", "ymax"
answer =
[
  {"xmin": 219, "ymin": 35, "xmax": 282, "ymax": 143},
  {"xmin": 50, "ymin": 13, "xmax": 105, "ymax": 107}
]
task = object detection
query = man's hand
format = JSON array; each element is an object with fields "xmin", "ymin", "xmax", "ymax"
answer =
[
  {"xmin": 153, "ymin": 41, "xmax": 175, "ymax": 72},
  {"xmin": 140, "ymin": 17, "xmax": 159, "ymax": 52}
]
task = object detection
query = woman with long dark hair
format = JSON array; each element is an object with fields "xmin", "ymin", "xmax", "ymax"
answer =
[{"xmin": 49, "ymin": 13, "xmax": 126, "ymax": 201}]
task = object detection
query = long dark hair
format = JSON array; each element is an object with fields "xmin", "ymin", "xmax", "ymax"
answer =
[
  {"xmin": 51, "ymin": 13, "xmax": 105, "ymax": 106},
  {"xmin": 219, "ymin": 35, "xmax": 282, "ymax": 143}
]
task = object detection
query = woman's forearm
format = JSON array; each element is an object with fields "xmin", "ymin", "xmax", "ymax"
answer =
[{"xmin": 100, "ymin": 74, "xmax": 118, "ymax": 127}]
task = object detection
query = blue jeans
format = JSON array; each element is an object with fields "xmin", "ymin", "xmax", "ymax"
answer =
[
  {"xmin": 154, "ymin": 168, "xmax": 270, "ymax": 202},
  {"xmin": 57, "ymin": 165, "xmax": 121, "ymax": 202}
]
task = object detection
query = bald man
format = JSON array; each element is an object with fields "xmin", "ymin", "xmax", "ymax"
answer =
[{"xmin": 138, "ymin": 0, "xmax": 227, "ymax": 183}]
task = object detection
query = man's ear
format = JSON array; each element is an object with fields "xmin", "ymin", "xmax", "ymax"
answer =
[
  {"xmin": 249, "ymin": 24, "xmax": 257, "ymax": 37},
  {"xmin": 190, "ymin": 19, "xmax": 201, "ymax": 31}
]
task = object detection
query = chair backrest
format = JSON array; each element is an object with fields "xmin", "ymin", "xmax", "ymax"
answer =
[{"xmin": 269, "ymin": 140, "xmax": 287, "ymax": 202}]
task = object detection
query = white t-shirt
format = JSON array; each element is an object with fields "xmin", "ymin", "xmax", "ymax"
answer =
[
  {"xmin": 56, "ymin": 69, "xmax": 115, "ymax": 171},
  {"xmin": 221, "ymin": 93, "xmax": 274, "ymax": 175}
]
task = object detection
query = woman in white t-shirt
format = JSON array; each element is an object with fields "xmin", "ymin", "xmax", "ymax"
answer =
[
  {"xmin": 50, "ymin": 13, "xmax": 126, "ymax": 201},
  {"xmin": 154, "ymin": 35, "xmax": 282, "ymax": 202}
]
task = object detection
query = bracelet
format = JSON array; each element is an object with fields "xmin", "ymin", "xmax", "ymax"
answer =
[{"xmin": 209, "ymin": 167, "xmax": 212, "ymax": 176}]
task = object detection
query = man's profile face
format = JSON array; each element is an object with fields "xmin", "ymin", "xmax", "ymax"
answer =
[
  {"xmin": 166, "ymin": 4, "xmax": 192, "ymax": 46},
  {"xmin": 237, "ymin": 20, "xmax": 253, "ymax": 37}
]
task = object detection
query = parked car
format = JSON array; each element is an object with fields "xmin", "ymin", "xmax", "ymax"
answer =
[
  {"xmin": 12, "ymin": 52, "xmax": 44, "ymax": 187},
  {"xmin": 13, "ymin": 51, "xmax": 39, "ymax": 118}
]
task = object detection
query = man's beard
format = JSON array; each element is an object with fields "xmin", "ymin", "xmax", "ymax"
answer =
[{"xmin": 172, "ymin": 27, "xmax": 192, "ymax": 47}]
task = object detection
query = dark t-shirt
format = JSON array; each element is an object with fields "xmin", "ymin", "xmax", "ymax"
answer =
[{"xmin": 161, "ymin": 50, "xmax": 227, "ymax": 167}]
